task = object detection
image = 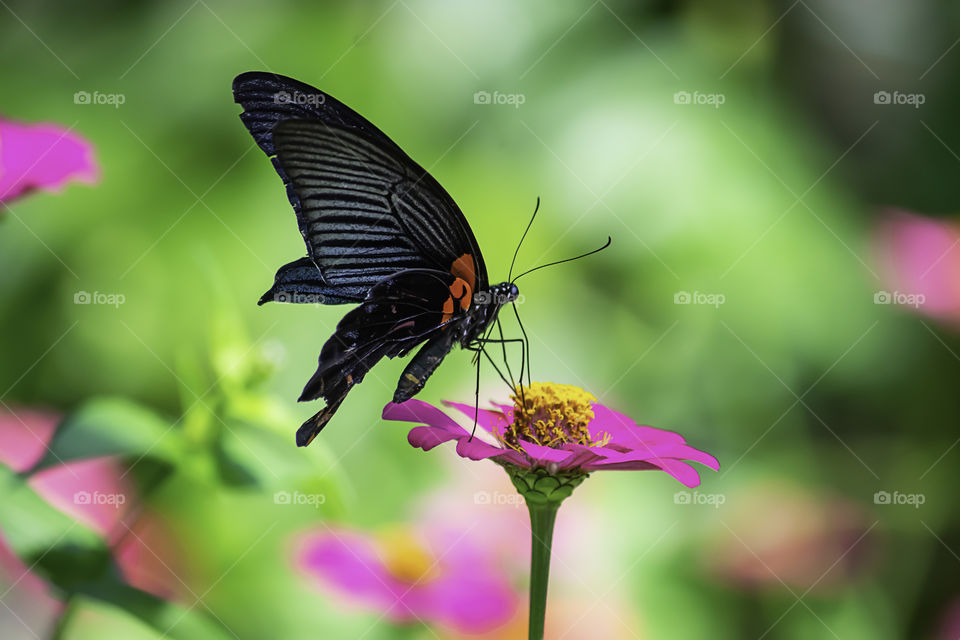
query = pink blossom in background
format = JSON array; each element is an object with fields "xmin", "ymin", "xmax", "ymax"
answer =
[
  {"xmin": 0, "ymin": 117, "xmax": 99, "ymax": 204},
  {"xmin": 874, "ymin": 209, "xmax": 960, "ymax": 326},
  {"xmin": 0, "ymin": 408, "xmax": 59, "ymax": 472},
  {"xmin": 414, "ymin": 446, "xmax": 644, "ymax": 639},
  {"xmin": 707, "ymin": 484, "xmax": 873, "ymax": 592},
  {"xmin": 297, "ymin": 524, "xmax": 517, "ymax": 634},
  {"xmin": 0, "ymin": 407, "xmax": 184, "ymax": 604}
]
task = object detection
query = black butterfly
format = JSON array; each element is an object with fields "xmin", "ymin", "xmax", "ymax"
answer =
[{"xmin": 233, "ymin": 72, "xmax": 524, "ymax": 446}]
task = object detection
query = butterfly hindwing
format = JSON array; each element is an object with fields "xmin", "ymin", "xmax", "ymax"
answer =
[
  {"xmin": 258, "ymin": 256, "xmax": 363, "ymax": 305},
  {"xmin": 295, "ymin": 268, "xmax": 466, "ymax": 445}
]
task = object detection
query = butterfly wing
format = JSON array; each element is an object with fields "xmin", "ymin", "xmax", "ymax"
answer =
[
  {"xmin": 233, "ymin": 72, "xmax": 488, "ymax": 301},
  {"xmin": 296, "ymin": 268, "xmax": 466, "ymax": 446}
]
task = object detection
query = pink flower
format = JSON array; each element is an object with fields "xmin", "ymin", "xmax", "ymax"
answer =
[
  {"xmin": 874, "ymin": 209, "xmax": 960, "ymax": 326},
  {"xmin": 296, "ymin": 524, "xmax": 517, "ymax": 634},
  {"xmin": 383, "ymin": 382, "xmax": 719, "ymax": 488},
  {"xmin": 0, "ymin": 408, "xmax": 183, "ymax": 602},
  {"xmin": 0, "ymin": 117, "xmax": 99, "ymax": 204}
]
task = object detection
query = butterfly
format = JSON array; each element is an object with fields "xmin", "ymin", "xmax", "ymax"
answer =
[{"xmin": 232, "ymin": 72, "xmax": 525, "ymax": 446}]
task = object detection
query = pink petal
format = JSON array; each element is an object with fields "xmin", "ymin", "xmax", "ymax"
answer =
[
  {"xmin": 0, "ymin": 408, "xmax": 59, "ymax": 472},
  {"xmin": 875, "ymin": 209, "xmax": 960, "ymax": 322},
  {"xmin": 28, "ymin": 457, "xmax": 135, "ymax": 538},
  {"xmin": 442, "ymin": 401, "xmax": 508, "ymax": 435},
  {"xmin": 298, "ymin": 529, "xmax": 416, "ymax": 622},
  {"xmin": 586, "ymin": 457, "xmax": 705, "ymax": 487},
  {"xmin": 383, "ymin": 400, "xmax": 462, "ymax": 431},
  {"xmin": 407, "ymin": 425, "xmax": 464, "ymax": 452},
  {"xmin": 297, "ymin": 528, "xmax": 517, "ymax": 633},
  {"xmin": 0, "ymin": 119, "xmax": 99, "ymax": 203},
  {"xmin": 596, "ymin": 442, "xmax": 720, "ymax": 470},
  {"xmin": 591, "ymin": 404, "xmax": 687, "ymax": 447},
  {"xmin": 454, "ymin": 436, "xmax": 507, "ymax": 461}
]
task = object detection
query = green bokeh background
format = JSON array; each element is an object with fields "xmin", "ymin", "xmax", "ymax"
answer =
[{"xmin": 2, "ymin": 1, "xmax": 959, "ymax": 638}]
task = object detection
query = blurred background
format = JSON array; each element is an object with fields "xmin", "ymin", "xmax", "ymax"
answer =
[{"xmin": 2, "ymin": 0, "xmax": 960, "ymax": 638}]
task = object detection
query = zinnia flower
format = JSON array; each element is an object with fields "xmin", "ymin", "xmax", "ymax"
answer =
[
  {"xmin": 383, "ymin": 382, "xmax": 719, "ymax": 488},
  {"xmin": 296, "ymin": 523, "xmax": 517, "ymax": 634},
  {"xmin": 383, "ymin": 382, "xmax": 719, "ymax": 639},
  {"xmin": 0, "ymin": 117, "xmax": 99, "ymax": 204}
]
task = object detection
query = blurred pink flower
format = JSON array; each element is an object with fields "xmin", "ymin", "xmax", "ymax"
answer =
[
  {"xmin": 874, "ymin": 209, "xmax": 960, "ymax": 325},
  {"xmin": 0, "ymin": 117, "xmax": 99, "ymax": 204},
  {"xmin": 414, "ymin": 447, "xmax": 645, "ymax": 640},
  {"xmin": 383, "ymin": 383, "xmax": 718, "ymax": 488},
  {"xmin": 297, "ymin": 523, "xmax": 517, "ymax": 634},
  {"xmin": 707, "ymin": 484, "xmax": 873, "ymax": 592},
  {"xmin": 0, "ymin": 408, "xmax": 183, "ymax": 603}
]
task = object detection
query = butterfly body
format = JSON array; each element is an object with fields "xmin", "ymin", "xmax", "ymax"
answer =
[{"xmin": 233, "ymin": 72, "xmax": 518, "ymax": 445}]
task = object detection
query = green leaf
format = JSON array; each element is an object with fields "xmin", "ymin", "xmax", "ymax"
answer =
[
  {"xmin": 30, "ymin": 397, "xmax": 180, "ymax": 472},
  {"xmin": 72, "ymin": 584, "xmax": 237, "ymax": 640}
]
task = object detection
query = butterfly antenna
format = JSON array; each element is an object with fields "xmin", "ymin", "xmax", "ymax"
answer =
[
  {"xmin": 512, "ymin": 236, "xmax": 611, "ymax": 283},
  {"xmin": 508, "ymin": 197, "xmax": 540, "ymax": 282}
]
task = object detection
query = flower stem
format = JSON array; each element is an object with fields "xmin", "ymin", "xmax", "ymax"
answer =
[
  {"xmin": 502, "ymin": 463, "xmax": 587, "ymax": 640},
  {"xmin": 526, "ymin": 499, "xmax": 560, "ymax": 640}
]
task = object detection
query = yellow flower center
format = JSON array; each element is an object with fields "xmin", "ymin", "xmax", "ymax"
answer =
[
  {"xmin": 375, "ymin": 526, "xmax": 439, "ymax": 584},
  {"xmin": 497, "ymin": 382, "xmax": 610, "ymax": 451}
]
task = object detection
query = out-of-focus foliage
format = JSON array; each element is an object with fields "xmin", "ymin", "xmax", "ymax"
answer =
[{"xmin": 2, "ymin": 0, "xmax": 959, "ymax": 638}]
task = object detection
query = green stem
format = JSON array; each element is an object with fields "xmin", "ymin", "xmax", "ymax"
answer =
[{"xmin": 526, "ymin": 499, "xmax": 560, "ymax": 640}]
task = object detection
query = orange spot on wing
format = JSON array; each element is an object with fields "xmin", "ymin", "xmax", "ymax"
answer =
[
  {"xmin": 451, "ymin": 254, "xmax": 476, "ymax": 293},
  {"xmin": 448, "ymin": 277, "xmax": 472, "ymax": 312},
  {"xmin": 441, "ymin": 296, "xmax": 455, "ymax": 323}
]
